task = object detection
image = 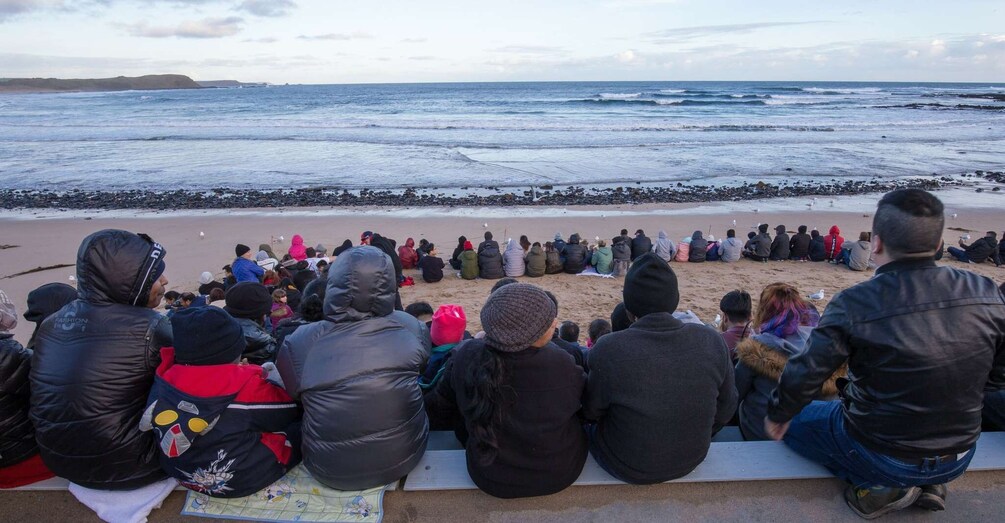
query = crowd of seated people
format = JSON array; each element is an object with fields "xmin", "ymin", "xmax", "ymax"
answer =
[{"xmin": 1, "ymin": 189, "xmax": 1003, "ymax": 520}]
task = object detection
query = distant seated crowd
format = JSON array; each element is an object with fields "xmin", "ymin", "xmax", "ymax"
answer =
[{"xmin": 1, "ymin": 189, "xmax": 1004, "ymax": 520}]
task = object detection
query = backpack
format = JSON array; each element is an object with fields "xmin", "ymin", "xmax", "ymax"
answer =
[{"xmin": 705, "ymin": 241, "xmax": 721, "ymax": 262}]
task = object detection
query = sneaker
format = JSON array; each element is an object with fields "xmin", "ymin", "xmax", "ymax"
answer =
[
  {"xmin": 914, "ymin": 484, "xmax": 947, "ymax": 511},
  {"xmin": 844, "ymin": 485, "xmax": 921, "ymax": 520}
]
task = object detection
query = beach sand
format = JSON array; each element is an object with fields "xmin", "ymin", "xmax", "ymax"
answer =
[{"xmin": 2, "ymin": 195, "xmax": 1002, "ymax": 344}]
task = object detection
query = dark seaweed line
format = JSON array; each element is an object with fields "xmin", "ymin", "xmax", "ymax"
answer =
[{"xmin": 1, "ymin": 172, "xmax": 1000, "ymax": 211}]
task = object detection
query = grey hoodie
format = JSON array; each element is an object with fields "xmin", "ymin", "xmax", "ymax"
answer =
[
  {"xmin": 503, "ymin": 238, "xmax": 526, "ymax": 278},
  {"xmin": 717, "ymin": 237, "xmax": 743, "ymax": 262},
  {"xmin": 651, "ymin": 230, "xmax": 677, "ymax": 262}
]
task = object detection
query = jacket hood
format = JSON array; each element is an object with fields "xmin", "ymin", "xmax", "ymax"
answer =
[
  {"xmin": 324, "ymin": 246, "xmax": 396, "ymax": 322},
  {"xmin": 775, "ymin": 225, "xmax": 786, "ymax": 233},
  {"xmin": 736, "ymin": 335, "xmax": 844, "ymax": 396},
  {"xmin": 405, "ymin": 238, "xmax": 415, "ymax": 248},
  {"xmin": 570, "ymin": 233, "xmax": 581, "ymax": 244},
  {"xmin": 292, "ymin": 235, "xmax": 304, "ymax": 246},
  {"xmin": 505, "ymin": 238, "xmax": 521, "ymax": 252},
  {"xmin": 529, "ymin": 245, "xmax": 544, "ymax": 255},
  {"xmin": 76, "ymin": 229, "xmax": 167, "ymax": 307},
  {"xmin": 828, "ymin": 226, "xmax": 841, "ymax": 235},
  {"xmin": 258, "ymin": 244, "xmax": 277, "ymax": 258},
  {"xmin": 597, "ymin": 246, "xmax": 612, "ymax": 254},
  {"xmin": 691, "ymin": 231, "xmax": 703, "ymax": 240},
  {"xmin": 658, "ymin": 230, "xmax": 667, "ymax": 239}
]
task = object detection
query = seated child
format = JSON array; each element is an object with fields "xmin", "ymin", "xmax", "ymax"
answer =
[
  {"xmin": 270, "ymin": 289, "xmax": 293, "ymax": 332},
  {"xmin": 587, "ymin": 319, "xmax": 612, "ymax": 349},
  {"xmin": 417, "ymin": 244, "xmax": 445, "ymax": 283},
  {"xmin": 140, "ymin": 307, "xmax": 301, "ymax": 497},
  {"xmin": 419, "ymin": 304, "xmax": 466, "ymax": 391}
]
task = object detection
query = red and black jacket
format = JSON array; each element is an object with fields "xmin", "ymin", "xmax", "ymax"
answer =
[{"xmin": 140, "ymin": 348, "xmax": 300, "ymax": 497}]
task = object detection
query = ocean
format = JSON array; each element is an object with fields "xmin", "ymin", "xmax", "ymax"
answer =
[{"xmin": 1, "ymin": 81, "xmax": 1003, "ymax": 192}]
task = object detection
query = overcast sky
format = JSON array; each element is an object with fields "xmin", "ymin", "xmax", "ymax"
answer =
[{"xmin": 1, "ymin": 0, "xmax": 1003, "ymax": 83}]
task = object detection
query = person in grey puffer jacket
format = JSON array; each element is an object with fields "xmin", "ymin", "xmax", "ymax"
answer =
[
  {"xmin": 31, "ymin": 229, "xmax": 171, "ymax": 490},
  {"xmin": 717, "ymin": 230, "xmax": 743, "ymax": 262},
  {"xmin": 503, "ymin": 238, "xmax": 525, "ymax": 278},
  {"xmin": 689, "ymin": 231, "xmax": 708, "ymax": 263},
  {"xmin": 743, "ymin": 224, "xmax": 772, "ymax": 262},
  {"xmin": 651, "ymin": 230, "xmax": 676, "ymax": 262},
  {"xmin": 277, "ymin": 246, "xmax": 431, "ymax": 490}
]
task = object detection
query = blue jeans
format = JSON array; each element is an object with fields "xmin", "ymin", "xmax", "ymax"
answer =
[
  {"xmin": 839, "ymin": 248, "xmax": 851, "ymax": 266},
  {"xmin": 984, "ymin": 389, "xmax": 1005, "ymax": 430},
  {"xmin": 947, "ymin": 247, "xmax": 972, "ymax": 263},
  {"xmin": 783, "ymin": 401, "xmax": 974, "ymax": 489}
]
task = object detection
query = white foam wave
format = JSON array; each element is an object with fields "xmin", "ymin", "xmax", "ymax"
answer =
[{"xmin": 597, "ymin": 92, "xmax": 642, "ymax": 100}]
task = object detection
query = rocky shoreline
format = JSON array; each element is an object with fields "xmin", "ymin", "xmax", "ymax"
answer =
[{"xmin": 1, "ymin": 171, "xmax": 1002, "ymax": 211}]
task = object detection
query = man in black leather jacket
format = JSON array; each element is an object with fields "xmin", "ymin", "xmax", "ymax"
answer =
[
  {"xmin": 31, "ymin": 230, "xmax": 172, "ymax": 490},
  {"xmin": 765, "ymin": 190, "xmax": 1005, "ymax": 519}
]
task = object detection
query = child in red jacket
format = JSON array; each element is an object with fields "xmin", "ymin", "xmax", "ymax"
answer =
[{"xmin": 140, "ymin": 307, "xmax": 301, "ymax": 497}]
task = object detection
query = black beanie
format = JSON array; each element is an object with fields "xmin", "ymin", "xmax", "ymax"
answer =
[
  {"xmin": 235, "ymin": 244, "xmax": 251, "ymax": 257},
  {"xmin": 623, "ymin": 253, "xmax": 679, "ymax": 318},
  {"xmin": 224, "ymin": 282, "xmax": 272, "ymax": 319},
  {"xmin": 171, "ymin": 307, "xmax": 246, "ymax": 365}
]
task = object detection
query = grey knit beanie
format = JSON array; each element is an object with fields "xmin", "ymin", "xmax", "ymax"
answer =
[{"xmin": 480, "ymin": 283, "xmax": 557, "ymax": 353}]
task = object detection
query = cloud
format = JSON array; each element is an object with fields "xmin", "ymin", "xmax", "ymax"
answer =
[
  {"xmin": 487, "ymin": 45, "xmax": 566, "ymax": 54},
  {"xmin": 236, "ymin": 0, "xmax": 294, "ymax": 17},
  {"xmin": 243, "ymin": 36, "xmax": 276, "ymax": 43},
  {"xmin": 400, "ymin": 37, "xmax": 427, "ymax": 43},
  {"xmin": 408, "ymin": 55, "xmax": 436, "ymax": 61},
  {"xmin": 125, "ymin": 16, "xmax": 243, "ymax": 38},
  {"xmin": 297, "ymin": 31, "xmax": 372, "ymax": 41},
  {"xmin": 645, "ymin": 21, "xmax": 829, "ymax": 43}
]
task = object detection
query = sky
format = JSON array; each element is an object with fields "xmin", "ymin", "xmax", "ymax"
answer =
[{"xmin": 0, "ymin": 0, "xmax": 1003, "ymax": 84}]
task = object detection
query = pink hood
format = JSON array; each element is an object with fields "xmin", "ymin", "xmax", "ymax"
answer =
[{"xmin": 289, "ymin": 234, "xmax": 307, "ymax": 261}]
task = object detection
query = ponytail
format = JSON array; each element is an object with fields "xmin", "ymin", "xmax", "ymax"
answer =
[{"xmin": 462, "ymin": 346, "xmax": 506, "ymax": 466}]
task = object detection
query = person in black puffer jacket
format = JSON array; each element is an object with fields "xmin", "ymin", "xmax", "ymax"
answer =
[
  {"xmin": 808, "ymin": 230, "xmax": 827, "ymax": 262},
  {"xmin": 22, "ymin": 283, "xmax": 77, "ymax": 351},
  {"xmin": 479, "ymin": 243, "xmax": 505, "ymax": 280},
  {"xmin": 789, "ymin": 225, "xmax": 812, "ymax": 260},
  {"xmin": 688, "ymin": 231, "xmax": 708, "ymax": 263},
  {"xmin": 30, "ymin": 229, "xmax": 171, "ymax": 490},
  {"xmin": 631, "ymin": 230, "xmax": 652, "ymax": 261},
  {"xmin": 224, "ymin": 282, "xmax": 278, "ymax": 364},
  {"xmin": 277, "ymin": 246, "xmax": 430, "ymax": 490},
  {"xmin": 563, "ymin": 234, "xmax": 588, "ymax": 274},
  {"xmin": 1, "ymin": 292, "xmax": 46, "ymax": 481}
]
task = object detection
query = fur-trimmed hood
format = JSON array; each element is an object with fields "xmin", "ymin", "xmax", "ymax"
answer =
[{"xmin": 736, "ymin": 335, "xmax": 845, "ymax": 396}]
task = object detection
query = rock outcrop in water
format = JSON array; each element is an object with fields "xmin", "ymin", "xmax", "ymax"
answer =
[
  {"xmin": 1, "ymin": 172, "xmax": 999, "ymax": 211},
  {"xmin": 0, "ymin": 75, "xmax": 202, "ymax": 93}
]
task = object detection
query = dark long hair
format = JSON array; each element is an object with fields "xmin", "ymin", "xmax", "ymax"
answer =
[{"xmin": 462, "ymin": 345, "xmax": 507, "ymax": 466}]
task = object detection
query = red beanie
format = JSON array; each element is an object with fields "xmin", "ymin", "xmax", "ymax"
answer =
[
  {"xmin": 431, "ymin": 304, "xmax": 466, "ymax": 347},
  {"xmin": 463, "ymin": 241, "xmax": 473, "ymax": 250}
]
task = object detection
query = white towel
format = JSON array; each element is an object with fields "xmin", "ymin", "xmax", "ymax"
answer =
[{"xmin": 69, "ymin": 478, "xmax": 178, "ymax": 523}]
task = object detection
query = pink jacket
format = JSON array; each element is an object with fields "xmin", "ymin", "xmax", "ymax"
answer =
[{"xmin": 288, "ymin": 234, "xmax": 307, "ymax": 261}]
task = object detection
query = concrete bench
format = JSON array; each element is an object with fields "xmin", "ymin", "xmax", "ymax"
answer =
[{"xmin": 403, "ymin": 431, "xmax": 1005, "ymax": 491}]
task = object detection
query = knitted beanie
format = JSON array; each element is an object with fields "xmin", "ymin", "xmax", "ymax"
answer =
[
  {"xmin": 623, "ymin": 253, "xmax": 680, "ymax": 318},
  {"xmin": 430, "ymin": 304, "xmax": 466, "ymax": 346},
  {"xmin": 199, "ymin": 271, "xmax": 213, "ymax": 285},
  {"xmin": 480, "ymin": 283, "xmax": 557, "ymax": 352},
  {"xmin": 463, "ymin": 241, "xmax": 473, "ymax": 250},
  {"xmin": 171, "ymin": 306, "xmax": 246, "ymax": 365},
  {"xmin": 235, "ymin": 244, "xmax": 251, "ymax": 257},
  {"xmin": 223, "ymin": 282, "xmax": 273, "ymax": 319}
]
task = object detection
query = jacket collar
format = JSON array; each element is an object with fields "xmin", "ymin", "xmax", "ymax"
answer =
[
  {"xmin": 629, "ymin": 311, "xmax": 684, "ymax": 332},
  {"xmin": 875, "ymin": 257, "xmax": 936, "ymax": 276}
]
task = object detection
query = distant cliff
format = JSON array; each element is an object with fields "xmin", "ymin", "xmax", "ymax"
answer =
[{"xmin": 0, "ymin": 74, "xmax": 202, "ymax": 93}]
